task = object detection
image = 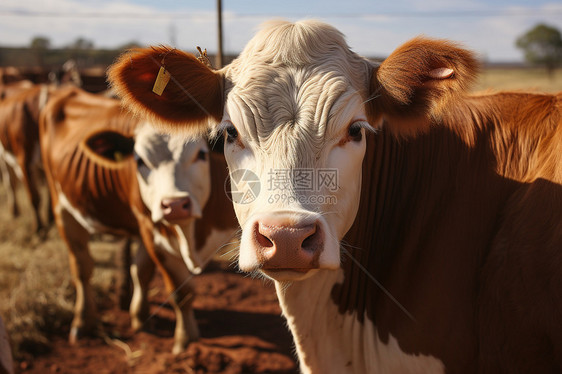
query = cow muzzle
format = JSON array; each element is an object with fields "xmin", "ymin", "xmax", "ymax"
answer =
[
  {"xmin": 161, "ymin": 196, "xmax": 193, "ymax": 223},
  {"xmin": 239, "ymin": 211, "xmax": 338, "ymax": 279}
]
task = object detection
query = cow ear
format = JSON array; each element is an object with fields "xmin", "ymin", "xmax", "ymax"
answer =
[
  {"xmin": 367, "ymin": 37, "xmax": 479, "ymax": 137},
  {"xmin": 107, "ymin": 46, "xmax": 223, "ymax": 138},
  {"xmin": 83, "ymin": 130, "xmax": 135, "ymax": 163}
]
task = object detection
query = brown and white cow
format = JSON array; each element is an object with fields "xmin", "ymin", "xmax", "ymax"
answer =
[
  {"xmin": 0, "ymin": 84, "xmax": 53, "ymax": 233},
  {"xmin": 40, "ymin": 86, "xmax": 237, "ymax": 353},
  {"xmin": 108, "ymin": 20, "xmax": 562, "ymax": 373},
  {"xmin": 0, "ymin": 66, "xmax": 106, "ymax": 232}
]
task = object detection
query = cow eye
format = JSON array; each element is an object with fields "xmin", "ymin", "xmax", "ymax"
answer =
[
  {"xmin": 225, "ymin": 124, "xmax": 238, "ymax": 143},
  {"xmin": 196, "ymin": 149, "xmax": 207, "ymax": 161},
  {"xmin": 348, "ymin": 122, "xmax": 363, "ymax": 142},
  {"xmin": 134, "ymin": 153, "xmax": 146, "ymax": 169}
]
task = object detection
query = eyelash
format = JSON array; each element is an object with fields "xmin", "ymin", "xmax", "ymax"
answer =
[
  {"xmin": 348, "ymin": 122, "xmax": 363, "ymax": 142},
  {"xmin": 225, "ymin": 124, "xmax": 238, "ymax": 143},
  {"xmin": 195, "ymin": 149, "xmax": 207, "ymax": 161}
]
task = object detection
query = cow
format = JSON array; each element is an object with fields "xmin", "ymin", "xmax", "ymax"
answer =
[
  {"xmin": 0, "ymin": 80, "xmax": 34, "ymax": 101},
  {"xmin": 108, "ymin": 20, "xmax": 562, "ymax": 373},
  {"xmin": 0, "ymin": 315, "xmax": 13, "ymax": 374},
  {"xmin": 39, "ymin": 86, "xmax": 237, "ymax": 353},
  {"xmin": 0, "ymin": 84, "xmax": 53, "ymax": 233}
]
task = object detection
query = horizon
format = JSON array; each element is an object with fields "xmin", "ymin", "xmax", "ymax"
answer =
[{"xmin": 1, "ymin": 0, "xmax": 562, "ymax": 63}]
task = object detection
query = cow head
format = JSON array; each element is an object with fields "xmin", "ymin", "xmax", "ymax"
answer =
[
  {"xmin": 83, "ymin": 125, "xmax": 211, "ymax": 226},
  {"xmin": 108, "ymin": 20, "xmax": 477, "ymax": 282}
]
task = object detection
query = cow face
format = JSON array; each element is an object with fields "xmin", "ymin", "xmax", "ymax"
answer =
[
  {"xmin": 108, "ymin": 20, "xmax": 477, "ymax": 281},
  {"xmin": 221, "ymin": 66, "xmax": 369, "ymax": 280},
  {"xmin": 84, "ymin": 125, "xmax": 211, "ymax": 226},
  {"xmin": 133, "ymin": 125, "xmax": 211, "ymax": 225}
]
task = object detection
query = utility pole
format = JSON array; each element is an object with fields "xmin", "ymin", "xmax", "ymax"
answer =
[{"xmin": 216, "ymin": 0, "xmax": 224, "ymax": 68}]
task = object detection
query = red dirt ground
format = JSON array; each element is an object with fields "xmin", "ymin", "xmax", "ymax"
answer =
[{"xmin": 15, "ymin": 264, "xmax": 298, "ymax": 374}]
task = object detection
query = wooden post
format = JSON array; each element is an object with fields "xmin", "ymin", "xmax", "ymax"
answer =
[{"xmin": 216, "ymin": 0, "xmax": 224, "ymax": 68}]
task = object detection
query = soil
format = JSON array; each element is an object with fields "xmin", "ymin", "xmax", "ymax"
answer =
[
  {"xmin": 16, "ymin": 263, "xmax": 298, "ymax": 374},
  {"xmin": 0, "ymin": 186, "xmax": 298, "ymax": 374}
]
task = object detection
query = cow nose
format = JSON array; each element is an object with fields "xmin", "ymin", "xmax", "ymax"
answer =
[
  {"xmin": 161, "ymin": 196, "xmax": 192, "ymax": 222},
  {"xmin": 255, "ymin": 220, "xmax": 323, "ymax": 270}
]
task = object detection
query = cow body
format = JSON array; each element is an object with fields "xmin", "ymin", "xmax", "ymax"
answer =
[
  {"xmin": 0, "ymin": 84, "xmax": 51, "ymax": 233},
  {"xmin": 40, "ymin": 87, "xmax": 237, "ymax": 353},
  {"xmin": 108, "ymin": 21, "xmax": 562, "ymax": 373},
  {"xmin": 0, "ymin": 315, "xmax": 13, "ymax": 374}
]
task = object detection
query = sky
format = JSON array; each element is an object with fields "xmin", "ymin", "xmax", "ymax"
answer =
[{"xmin": 1, "ymin": 0, "xmax": 562, "ymax": 62}]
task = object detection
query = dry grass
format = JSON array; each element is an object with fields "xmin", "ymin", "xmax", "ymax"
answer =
[
  {"xmin": 474, "ymin": 66, "xmax": 562, "ymax": 93},
  {"xmin": 0, "ymin": 184, "xmax": 122, "ymax": 360}
]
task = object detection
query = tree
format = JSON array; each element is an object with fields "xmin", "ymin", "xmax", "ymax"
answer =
[
  {"xmin": 67, "ymin": 37, "xmax": 94, "ymax": 51},
  {"xmin": 118, "ymin": 41, "xmax": 143, "ymax": 51},
  {"xmin": 30, "ymin": 36, "xmax": 51, "ymax": 67},
  {"xmin": 516, "ymin": 23, "xmax": 562, "ymax": 78},
  {"xmin": 30, "ymin": 36, "xmax": 50, "ymax": 50}
]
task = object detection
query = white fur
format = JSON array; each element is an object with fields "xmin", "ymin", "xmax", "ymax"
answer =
[
  {"xmin": 0, "ymin": 146, "xmax": 23, "ymax": 181},
  {"xmin": 224, "ymin": 73, "xmax": 368, "ymax": 274},
  {"xmin": 134, "ymin": 124, "xmax": 210, "ymax": 225},
  {"xmin": 219, "ymin": 20, "xmax": 434, "ymax": 373},
  {"xmin": 56, "ymin": 187, "xmax": 124, "ymax": 235},
  {"xmin": 277, "ymin": 270, "xmax": 445, "ymax": 374}
]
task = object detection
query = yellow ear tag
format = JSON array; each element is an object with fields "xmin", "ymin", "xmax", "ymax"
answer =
[{"xmin": 152, "ymin": 66, "xmax": 171, "ymax": 96}]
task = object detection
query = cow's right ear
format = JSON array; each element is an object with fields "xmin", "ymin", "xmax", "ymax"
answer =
[
  {"xmin": 107, "ymin": 46, "xmax": 223, "ymax": 138},
  {"xmin": 82, "ymin": 130, "xmax": 135, "ymax": 164}
]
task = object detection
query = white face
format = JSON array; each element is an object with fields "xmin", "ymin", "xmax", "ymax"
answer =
[
  {"xmin": 222, "ymin": 67, "xmax": 368, "ymax": 281},
  {"xmin": 133, "ymin": 125, "xmax": 211, "ymax": 225}
]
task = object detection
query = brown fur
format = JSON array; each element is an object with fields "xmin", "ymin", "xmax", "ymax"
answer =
[
  {"xmin": 0, "ymin": 84, "xmax": 52, "ymax": 232},
  {"xmin": 108, "ymin": 24, "xmax": 562, "ymax": 372},
  {"xmin": 107, "ymin": 46, "xmax": 223, "ymax": 137},
  {"xmin": 368, "ymin": 37, "xmax": 479, "ymax": 137},
  {"xmin": 337, "ymin": 72, "xmax": 562, "ymax": 373}
]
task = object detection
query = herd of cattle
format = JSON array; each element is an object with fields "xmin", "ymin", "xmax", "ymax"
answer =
[{"xmin": 1, "ymin": 19, "xmax": 562, "ymax": 374}]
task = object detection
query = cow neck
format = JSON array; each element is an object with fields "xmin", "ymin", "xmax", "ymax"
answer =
[
  {"xmin": 330, "ymin": 119, "xmax": 519, "ymax": 371},
  {"xmin": 275, "ymin": 270, "xmax": 361, "ymax": 373}
]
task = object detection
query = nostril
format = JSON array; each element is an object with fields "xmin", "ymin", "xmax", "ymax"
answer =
[
  {"xmin": 161, "ymin": 200, "xmax": 170, "ymax": 210},
  {"xmin": 256, "ymin": 232, "xmax": 274, "ymax": 248},
  {"xmin": 256, "ymin": 223, "xmax": 274, "ymax": 248},
  {"xmin": 301, "ymin": 229, "xmax": 318, "ymax": 251},
  {"xmin": 161, "ymin": 197, "xmax": 192, "ymax": 220}
]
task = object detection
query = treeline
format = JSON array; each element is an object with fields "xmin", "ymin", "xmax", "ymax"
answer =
[
  {"xmin": 0, "ymin": 46, "xmax": 130, "ymax": 70},
  {"xmin": 0, "ymin": 45, "xmax": 238, "ymax": 70}
]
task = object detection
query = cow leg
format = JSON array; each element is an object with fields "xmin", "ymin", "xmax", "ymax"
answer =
[
  {"xmin": 129, "ymin": 242, "xmax": 155, "ymax": 331},
  {"xmin": 55, "ymin": 208, "xmax": 98, "ymax": 343},
  {"xmin": 0, "ymin": 159, "xmax": 19, "ymax": 217},
  {"xmin": 136, "ymin": 217, "xmax": 198, "ymax": 354},
  {"xmin": 117, "ymin": 237, "xmax": 133, "ymax": 311},
  {"xmin": 158, "ymin": 250, "xmax": 199, "ymax": 354},
  {"xmin": 19, "ymin": 155, "xmax": 43, "ymax": 234}
]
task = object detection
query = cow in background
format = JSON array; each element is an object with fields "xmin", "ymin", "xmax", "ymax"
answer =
[
  {"xmin": 0, "ymin": 315, "xmax": 13, "ymax": 374},
  {"xmin": 109, "ymin": 20, "xmax": 562, "ymax": 373},
  {"xmin": 40, "ymin": 86, "xmax": 237, "ymax": 353},
  {"xmin": 0, "ymin": 84, "xmax": 53, "ymax": 233},
  {"xmin": 0, "ymin": 61, "xmax": 92, "ymax": 234}
]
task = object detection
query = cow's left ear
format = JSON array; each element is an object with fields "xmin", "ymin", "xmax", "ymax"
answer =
[
  {"xmin": 107, "ymin": 46, "xmax": 223, "ymax": 138},
  {"xmin": 82, "ymin": 130, "xmax": 135, "ymax": 164},
  {"xmin": 367, "ymin": 37, "xmax": 479, "ymax": 137}
]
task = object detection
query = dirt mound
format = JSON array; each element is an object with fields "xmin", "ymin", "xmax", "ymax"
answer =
[{"xmin": 16, "ymin": 268, "xmax": 298, "ymax": 374}]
